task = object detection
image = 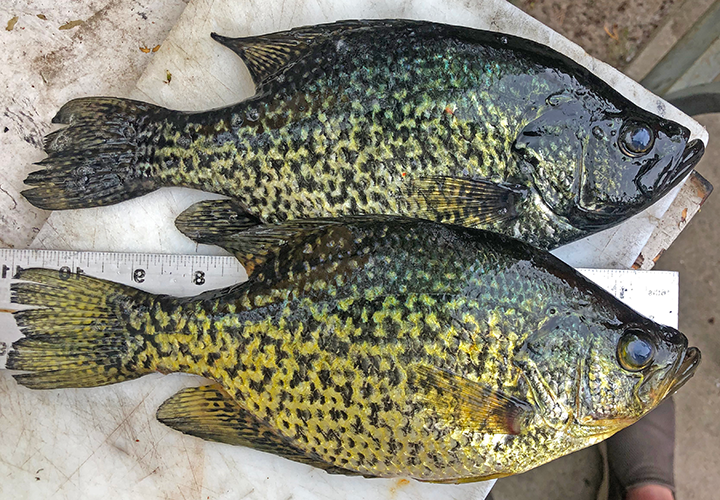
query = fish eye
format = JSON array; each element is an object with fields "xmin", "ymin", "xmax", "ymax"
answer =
[
  {"xmin": 617, "ymin": 329, "xmax": 655, "ymax": 372},
  {"xmin": 619, "ymin": 122, "xmax": 655, "ymax": 156}
]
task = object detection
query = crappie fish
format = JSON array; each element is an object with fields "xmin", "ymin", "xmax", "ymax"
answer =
[
  {"xmin": 24, "ymin": 20, "xmax": 703, "ymax": 250},
  {"xmin": 7, "ymin": 217, "xmax": 700, "ymax": 481}
]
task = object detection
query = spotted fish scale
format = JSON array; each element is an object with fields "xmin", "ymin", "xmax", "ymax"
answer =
[
  {"xmin": 121, "ymin": 225, "xmax": 565, "ymax": 479},
  {"xmin": 151, "ymin": 58, "xmax": 521, "ymax": 221}
]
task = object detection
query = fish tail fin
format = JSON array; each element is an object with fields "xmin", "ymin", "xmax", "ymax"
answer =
[
  {"xmin": 7, "ymin": 268, "xmax": 159, "ymax": 389},
  {"xmin": 23, "ymin": 97, "xmax": 170, "ymax": 210}
]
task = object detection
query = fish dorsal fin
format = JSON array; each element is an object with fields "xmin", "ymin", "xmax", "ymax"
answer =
[
  {"xmin": 175, "ymin": 200, "xmax": 340, "ymax": 277},
  {"xmin": 211, "ymin": 20, "xmax": 409, "ymax": 91},
  {"xmin": 211, "ymin": 31, "xmax": 319, "ymax": 89},
  {"xmin": 175, "ymin": 199, "xmax": 261, "ymax": 246},
  {"xmin": 157, "ymin": 385, "xmax": 361, "ymax": 476},
  {"xmin": 411, "ymin": 365, "xmax": 534, "ymax": 435},
  {"xmin": 176, "ymin": 206, "xmax": 403, "ymax": 279},
  {"xmin": 229, "ymin": 215, "xmax": 415, "ymax": 279},
  {"xmin": 221, "ymin": 220, "xmax": 344, "ymax": 278},
  {"xmin": 226, "ymin": 224, "xmax": 317, "ymax": 277},
  {"xmin": 174, "ymin": 200, "xmax": 319, "ymax": 277},
  {"xmin": 405, "ymin": 177, "xmax": 525, "ymax": 226}
]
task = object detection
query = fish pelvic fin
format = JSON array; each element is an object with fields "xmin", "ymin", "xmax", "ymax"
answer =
[
  {"xmin": 23, "ymin": 97, "xmax": 168, "ymax": 210},
  {"xmin": 7, "ymin": 268, "xmax": 158, "ymax": 389},
  {"xmin": 157, "ymin": 385, "xmax": 363, "ymax": 477},
  {"xmin": 175, "ymin": 199, "xmax": 262, "ymax": 246}
]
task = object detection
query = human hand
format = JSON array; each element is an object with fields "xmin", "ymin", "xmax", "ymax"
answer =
[{"xmin": 625, "ymin": 484, "xmax": 674, "ymax": 500}]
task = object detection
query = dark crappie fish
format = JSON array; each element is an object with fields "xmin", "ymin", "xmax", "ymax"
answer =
[
  {"xmin": 8, "ymin": 217, "xmax": 700, "ymax": 482},
  {"xmin": 23, "ymin": 20, "xmax": 703, "ymax": 250}
]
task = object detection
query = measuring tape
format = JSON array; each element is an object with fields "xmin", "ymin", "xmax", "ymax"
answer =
[
  {"xmin": 0, "ymin": 248, "xmax": 679, "ymax": 369},
  {"xmin": 0, "ymin": 248, "xmax": 247, "ymax": 296}
]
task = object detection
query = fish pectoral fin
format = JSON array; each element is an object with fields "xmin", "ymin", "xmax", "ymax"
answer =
[
  {"xmin": 406, "ymin": 177, "xmax": 524, "ymax": 226},
  {"xmin": 175, "ymin": 199, "xmax": 262, "ymax": 246},
  {"xmin": 412, "ymin": 364, "xmax": 534, "ymax": 435},
  {"xmin": 157, "ymin": 385, "xmax": 362, "ymax": 476}
]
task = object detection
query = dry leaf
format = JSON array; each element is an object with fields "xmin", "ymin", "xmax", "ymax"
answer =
[
  {"xmin": 6, "ymin": 16, "xmax": 19, "ymax": 31},
  {"xmin": 59, "ymin": 20, "xmax": 83, "ymax": 30}
]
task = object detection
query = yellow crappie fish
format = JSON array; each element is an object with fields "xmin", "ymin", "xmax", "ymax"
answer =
[
  {"xmin": 8, "ymin": 217, "xmax": 700, "ymax": 482},
  {"xmin": 23, "ymin": 20, "xmax": 704, "ymax": 250}
]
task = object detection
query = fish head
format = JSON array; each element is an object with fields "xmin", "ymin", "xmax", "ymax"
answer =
[
  {"xmin": 515, "ymin": 95, "xmax": 704, "ymax": 231},
  {"xmin": 572, "ymin": 109, "xmax": 704, "ymax": 230},
  {"xmin": 573, "ymin": 318, "xmax": 700, "ymax": 437},
  {"xmin": 518, "ymin": 301, "xmax": 699, "ymax": 439}
]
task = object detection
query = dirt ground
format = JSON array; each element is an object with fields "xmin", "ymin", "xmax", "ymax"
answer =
[{"xmin": 510, "ymin": 0, "xmax": 682, "ymax": 69}]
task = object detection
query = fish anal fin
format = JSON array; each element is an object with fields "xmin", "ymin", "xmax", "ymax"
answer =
[
  {"xmin": 406, "ymin": 177, "xmax": 525, "ymax": 226},
  {"xmin": 421, "ymin": 471, "xmax": 512, "ymax": 484},
  {"xmin": 157, "ymin": 384, "xmax": 265, "ymax": 448},
  {"xmin": 412, "ymin": 365, "xmax": 533, "ymax": 435},
  {"xmin": 157, "ymin": 385, "xmax": 361, "ymax": 476},
  {"xmin": 175, "ymin": 199, "xmax": 261, "ymax": 246}
]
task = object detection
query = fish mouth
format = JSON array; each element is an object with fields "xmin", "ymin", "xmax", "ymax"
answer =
[
  {"xmin": 561, "ymin": 138, "xmax": 705, "ymax": 231},
  {"xmin": 655, "ymin": 139, "xmax": 705, "ymax": 193},
  {"xmin": 665, "ymin": 346, "xmax": 701, "ymax": 397}
]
